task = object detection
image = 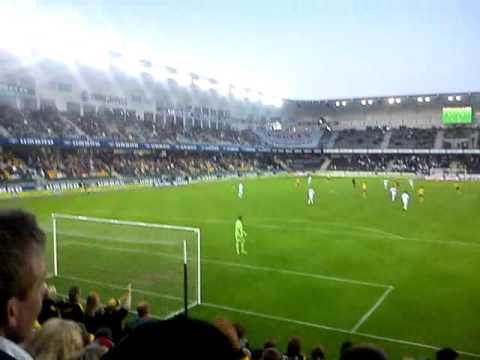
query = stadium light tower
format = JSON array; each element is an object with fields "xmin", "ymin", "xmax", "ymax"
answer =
[
  {"xmin": 367, "ymin": 99, "xmax": 373, "ymax": 105},
  {"xmin": 456, "ymin": 95, "xmax": 462, "ymax": 101},
  {"xmin": 448, "ymin": 96, "xmax": 454, "ymax": 101},
  {"xmin": 388, "ymin": 97, "xmax": 395, "ymax": 105},
  {"xmin": 361, "ymin": 99, "xmax": 367, "ymax": 106},
  {"xmin": 341, "ymin": 100, "xmax": 347, "ymax": 107},
  {"xmin": 417, "ymin": 97, "xmax": 424, "ymax": 103},
  {"xmin": 395, "ymin": 98, "xmax": 401, "ymax": 104},
  {"xmin": 335, "ymin": 101, "xmax": 341, "ymax": 107},
  {"xmin": 425, "ymin": 96, "xmax": 431, "ymax": 102}
]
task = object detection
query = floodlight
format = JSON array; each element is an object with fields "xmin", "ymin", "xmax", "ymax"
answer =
[
  {"xmin": 417, "ymin": 97, "xmax": 423, "ymax": 103},
  {"xmin": 341, "ymin": 100, "xmax": 347, "ymax": 107},
  {"xmin": 367, "ymin": 99, "xmax": 373, "ymax": 105},
  {"xmin": 395, "ymin": 98, "xmax": 401, "ymax": 104},
  {"xmin": 448, "ymin": 96, "xmax": 453, "ymax": 101},
  {"xmin": 388, "ymin": 98, "xmax": 395, "ymax": 105},
  {"xmin": 456, "ymin": 95, "xmax": 461, "ymax": 101},
  {"xmin": 361, "ymin": 99, "xmax": 367, "ymax": 105},
  {"xmin": 425, "ymin": 96, "xmax": 431, "ymax": 102},
  {"xmin": 335, "ymin": 101, "xmax": 340, "ymax": 107}
]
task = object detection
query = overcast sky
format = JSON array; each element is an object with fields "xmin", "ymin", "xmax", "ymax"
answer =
[{"xmin": 3, "ymin": 0, "xmax": 480, "ymax": 100}]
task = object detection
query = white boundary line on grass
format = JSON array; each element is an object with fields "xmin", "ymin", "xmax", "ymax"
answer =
[
  {"xmin": 56, "ymin": 240, "xmax": 480, "ymax": 356},
  {"xmin": 130, "ymin": 216, "xmax": 480, "ymax": 249},
  {"xmin": 351, "ymin": 286, "xmax": 395, "ymax": 332},
  {"xmin": 62, "ymin": 240, "xmax": 392, "ymax": 289},
  {"xmin": 201, "ymin": 302, "xmax": 480, "ymax": 358},
  {"xmin": 204, "ymin": 258, "xmax": 391, "ymax": 289}
]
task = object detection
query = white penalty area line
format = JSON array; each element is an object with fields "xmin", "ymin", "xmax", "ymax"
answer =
[
  {"xmin": 201, "ymin": 302, "xmax": 480, "ymax": 358},
  {"xmin": 351, "ymin": 286, "xmax": 394, "ymax": 332},
  {"xmin": 62, "ymin": 240, "xmax": 392, "ymax": 289}
]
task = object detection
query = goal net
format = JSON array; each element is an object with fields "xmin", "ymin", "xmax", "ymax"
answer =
[{"xmin": 50, "ymin": 213, "xmax": 201, "ymax": 319}]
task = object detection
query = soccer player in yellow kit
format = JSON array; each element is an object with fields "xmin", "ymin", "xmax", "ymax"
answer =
[
  {"xmin": 361, "ymin": 181, "xmax": 367, "ymax": 198},
  {"xmin": 417, "ymin": 186, "xmax": 425, "ymax": 203}
]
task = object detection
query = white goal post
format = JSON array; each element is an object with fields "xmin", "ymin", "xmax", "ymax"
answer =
[{"xmin": 51, "ymin": 213, "xmax": 201, "ymax": 317}]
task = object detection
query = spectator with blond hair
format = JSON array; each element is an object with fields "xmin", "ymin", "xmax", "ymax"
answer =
[{"xmin": 24, "ymin": 318, "xmax": 84, "ymax": 360}]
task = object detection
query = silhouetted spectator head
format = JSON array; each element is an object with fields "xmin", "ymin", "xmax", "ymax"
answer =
[
  {"xmin": 436, "ymin": 348, "xmax": 459, "ymax": 360},
  {"xmin": 311, "ymin": 345, "xmax": 326, "ymax": 360},
  {"xmin": 286, "ymin": 336, "xmax": 303, "ymax": 358},
  {"xmin": 341, "ymin": 341, "xmax": 353, "ymax": 354},
  {"xmin": 0, "ymin": 209, "xmax": 46, "ymax": 343},
  {"xmin": 68, "ymin": 286, "xmax": 81, "ymax": 304},
  {"xmin": 106, "ymin": 298, "xmax": 119, "ymax": 311},
  {"xmin": 102, "ymin": 317, "xmax": 237, "ymax": 359},
  {"xmin": 261, "ymin": 347, "xmax": 283, "ymax": 360},
  {"xmin": 136, "ymin": 301, "xmax": 149, "ymax": 318},
  {"xmin": 85, "ymin": 292, "xmax": 100, "ymax": 317},
  {"xmin": 340, "ymin": 344, "xmax": 387, "ymax": 360},
  {"xmin": 25, "ymin": 318, "xmax": 84, "ymax": 360},
  {"xmin": 264, "ymin": 339, "xmax": 277, "ymax": 349}
]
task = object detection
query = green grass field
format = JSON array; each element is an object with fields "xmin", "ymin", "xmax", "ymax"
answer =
[{"xmin": 2, "ymin": 176, "xmax": 480, "ymax": 359}]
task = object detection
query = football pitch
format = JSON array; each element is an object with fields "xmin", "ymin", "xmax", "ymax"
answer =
[{"xmin": 2, "ymin": 176, "xmax": 480, "ymax": 359}]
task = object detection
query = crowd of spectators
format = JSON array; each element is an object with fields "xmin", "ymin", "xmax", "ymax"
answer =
[
  {"xmin": 326, "ymin": 154, "xmax": 480, "ymax": 175},
  {"xmin": 2, "ymin": 104, "xmax": 480, "ymax": 150},
  {"xmin": 255, "ymin": 128, "xmax": 322, "ymax": 147},
  {"xmin": 442, "ymin": 126, "xmax": 478, "ymax": 149},
  {"xmin": 332, "ymin": 127, "xmax": 387, "ymax": 149},
  {"xmin": 0, "ymin": 105, "xmax": 260, "ymax": 146},
  {"xmin": 3, "ymin": 147, "xmax": 480, "ymax": 184},
  {"xmin": 329, "ymin": 155, "xmax": 388, "ymax": 172},
  {"xmin": 0, "ymin": 147, "xmax": 279, "ymax": 183},
  {"xmin": 389, "ymin": 127, "xmax": 437, "ymax": 149}
]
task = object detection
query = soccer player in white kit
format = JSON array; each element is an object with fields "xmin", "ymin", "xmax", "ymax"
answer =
[
  {"xmin": 389, "ymin": 186, "xmax": 397, "ymax": 202},
  {"xmin": 238, "ymin": 182, "xmax": 244, "ymax": 199},
  {"xmin": 401, "ymin": 191, "xmax": 410, "ymax": 211},
  {"xmin": 307, "ymin": 187, "xmax": 315, "ymax": 205},
  {"xmin": 307, "ymin": 175, "xmax": 312, "ymax": 186},
  {"xmin": 384, "ymin": 179, "xmax": 389, "ymax": 190}
]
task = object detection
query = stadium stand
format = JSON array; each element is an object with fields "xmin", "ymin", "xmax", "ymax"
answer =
[
  {"xmin": 0, "ymin": 147, "xmax": 280, "ymax": 183},
  {"xmin": 388, "ymin": 127, "xmax": 437, "ymax": 149},
  {"xmin": 0, "ymin": 105, "xmax": 261, "ymax": 146},
  {"xmin": 254, "ymin": 128, "xmax": 322, "ymax": 147},
  {"xmin": 442, "ymin": 126, "xmax": 478, "ymax": 149},
  {"xmin": 331, "ymin": 127, "xmax": 386, "ymax": 149}
]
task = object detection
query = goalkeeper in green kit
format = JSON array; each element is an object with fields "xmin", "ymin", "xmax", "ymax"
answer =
[{"xmin": 235, "ymin": 216, "xmax": 248, "ymax": 255}]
